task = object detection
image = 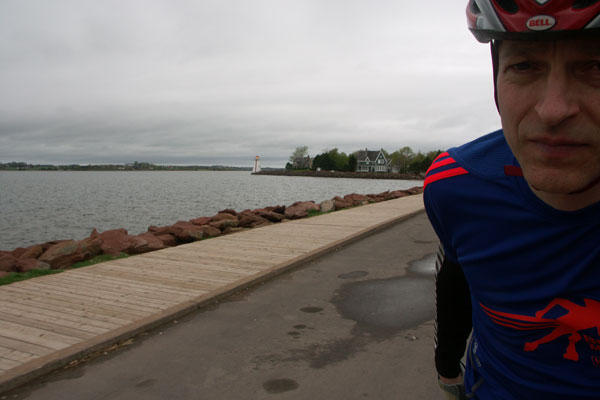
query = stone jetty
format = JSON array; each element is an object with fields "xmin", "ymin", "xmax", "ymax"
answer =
[{"xmin": 0, "ymin": 187, "xmax": 423, "ymax": 276}]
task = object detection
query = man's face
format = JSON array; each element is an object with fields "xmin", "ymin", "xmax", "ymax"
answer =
[{"xmin": 497, "ymin": 39, "xmax": 600, "ymax": 197}]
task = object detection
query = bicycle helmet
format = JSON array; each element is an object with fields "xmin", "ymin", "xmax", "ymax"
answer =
[{"xmin": 467, "ymin": 0, "xmax": 600, "ymax": 42}]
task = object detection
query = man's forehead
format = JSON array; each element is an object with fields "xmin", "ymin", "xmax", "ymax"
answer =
[{"xmin": 499, "ymin": 39, "xmax": 600, "ymax": 58}]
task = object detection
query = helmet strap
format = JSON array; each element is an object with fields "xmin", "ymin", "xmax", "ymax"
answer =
[{"xmin": 491, "ymin": 40, "xmax": 500, "ymax": 112}]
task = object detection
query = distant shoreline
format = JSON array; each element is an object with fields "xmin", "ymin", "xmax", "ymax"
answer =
[{"xmin": 252, "ymin": 170, "xmax": 423, "ymax": 180}]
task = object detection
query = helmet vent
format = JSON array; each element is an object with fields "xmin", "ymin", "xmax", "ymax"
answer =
[
  {"xmin": 470, "ymin": 0, "xmax": 482, "ymax": 15},
  {"xmin": 494, "ymin": 0, "xmax": 518, "ymax": 14},
  {"xmin": 573, "ymin": 0, "xmax": 600, "ymax": 9}
]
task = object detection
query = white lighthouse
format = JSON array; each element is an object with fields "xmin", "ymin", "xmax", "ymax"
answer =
[{"xmin": 252, "ymin": 155, "xmax": 261, "ymax": 173}]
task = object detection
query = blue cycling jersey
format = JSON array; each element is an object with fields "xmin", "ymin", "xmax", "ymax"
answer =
[{"xmin": 424, "ymin": 130, "xmax": 600, "ymax": 399}]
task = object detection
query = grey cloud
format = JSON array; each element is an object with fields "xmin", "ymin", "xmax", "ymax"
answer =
[{"xmin": 0, "ymin": 0, "xmax": 500, "ymax": 167}]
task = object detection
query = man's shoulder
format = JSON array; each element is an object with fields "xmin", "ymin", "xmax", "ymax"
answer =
[
  {"xmin": 450, "ymin": 130, "xmax": 514, "ymax": 175},
  {"xmin": 424, "ymin": 130, "xmax": 514, "ymax": 190}
]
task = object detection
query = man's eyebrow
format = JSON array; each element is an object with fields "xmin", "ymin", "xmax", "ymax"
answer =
[
  {"xmin": 500, "ymin": 43, "xmax": 541, "ymax": 59},
  {"xmin": 577, "ymin": 42, "xmax": 600, "ymax": 57}
]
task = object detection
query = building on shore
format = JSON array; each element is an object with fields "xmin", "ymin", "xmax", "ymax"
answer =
[{"xmin": 354, "ymin": 149, "xmax": 391, "ymax": 173}]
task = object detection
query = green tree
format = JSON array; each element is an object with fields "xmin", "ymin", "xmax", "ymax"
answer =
[
  {"xmin": 289, "ymin": 146, "xmax": 309, "ymax": 163},
  {"xmin": 347, "ymin": 153, "xmax": 357, "ymax": 172}
]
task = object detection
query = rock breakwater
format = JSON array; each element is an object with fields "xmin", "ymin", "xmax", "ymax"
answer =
[
  {"xmin": 253, "ymin": 170, "xmax": 423, "ymax": 180},
  {"xmin": 0, "ymin": 187, "xmax": 423, "ymax": 277}
]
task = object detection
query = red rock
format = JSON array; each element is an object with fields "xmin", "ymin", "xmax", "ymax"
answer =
[
  {"xmin": 39, "ymin": 237, "xmax": 102, "ymax": 269},
  {"xmin": 168, "ymin": 221, "xmax": 206, "ymax": 242},
  {"xmin": 148, "ymin": 225, "xmax": 172, "ymax": 235},
  {"xmin": 201, "ymin": 225, "xmax": 221, "ymax": 238},
  {"xmin": 211, "ymin": 213, "xmax": 238, "ymax": 222},
  {"xmin": 264, "ymin": 205, "xmax": 286, "ymax": 214},
  {"xmin": 17, "ymin": 258, "xmax": 51, "ymax": 272},
  {"xmin": 190, "ymin": 217, "xmax": 211, "ymax": 226},
  {"xmin": 252, "ymin": 220, "xmax": 273, "ymax": 228},
  {"xmin": 128, "ymin": 233, "xmax": 166, "ymax": 254},
  {"xmin": 333, "ymin": 197, "xmax": 353, "ymax": 210},
  {"xmin": 284, "ymin": 201, "xmax": 319, "ymax": 219},
  {"xmin": 253, "ymin": 209, "xmax": 284, "ymax": 222},
  {"xmin": 343, "ymin": 193, "xmax": 372, "ymax": 206},
  {"xmin": 210, "ymin": 219, "xmax": 239, "ymax": 231},
  {"xmin": 223, "ymin": 227, "xmax": 245, "ymax": 235},
  {"xmin": 406, "ymin": 186, "xmax": 423, "ymax": 194},
  {"xmin": 237, "ymin": 212, "xmax": 268, "ymax": 228},
  {"xmin": 156, "ymin": 234, "xmax": 178, "ymax": 247},
  {"xmin": 218, "ymin": 208, "xmax": 238, "ymax": 216},
  {"xmin": 11, "ymin": 247, "xmax": 27, "ymax": 258},
  {"xmin": 98, "ymin": 228, "xmax": 132, "ymax": 256},
  {"xmin": 0, "ymin": 254, "xmax": 18, "ymax": 272},
  {"xmin": 42, "ymin": 240, "xmax": 64, "ymax": 251},
  {"xmin": 389, "ymin": 190, "xmax": 410, "ymax": 199},
  {"xmin": 18, "ymin": 244, "xmax": 44, "ymax": 260}
]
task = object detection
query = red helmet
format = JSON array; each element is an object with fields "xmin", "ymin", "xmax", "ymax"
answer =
[{"xmin": 467, "ymin": 0, "xmax": 600, "ymax": 42}]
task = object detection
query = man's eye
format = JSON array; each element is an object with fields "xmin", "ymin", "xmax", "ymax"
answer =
[{"xmin": 510, "ymin": 62, "xmax": 532, "ymax": 71}]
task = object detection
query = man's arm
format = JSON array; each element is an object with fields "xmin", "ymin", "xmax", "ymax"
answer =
[{"xmin": 435, "ymin": 255, "xmax": 472, "ymax": 380}]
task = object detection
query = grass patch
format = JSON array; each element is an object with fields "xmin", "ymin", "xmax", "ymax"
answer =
[
  {"xmin": 0, "ymin": 252, "xmax": 129, "ymax": 286},
  {"xmin": 307, "ymin": 209, "xmax": 330, "ymax": 217},
  {"xmin": 70, "ymin": 253, "xmax": 128, "ymax": 269},
  {"xmin": 0, "ymin": 269, "xmax": 62, "ymax": 286}
]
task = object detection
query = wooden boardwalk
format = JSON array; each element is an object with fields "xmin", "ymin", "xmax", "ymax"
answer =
[{"xmin": 0, "ymin": 195, "xmax": 424, "ymax": 393}]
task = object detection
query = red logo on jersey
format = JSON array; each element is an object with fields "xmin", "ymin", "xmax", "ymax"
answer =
[{"xmin": 481, "ymin": 298, "xmax": 600, "ymax": 362}]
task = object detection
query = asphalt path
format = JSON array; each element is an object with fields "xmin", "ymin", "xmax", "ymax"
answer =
[{"xmin": 5, "ymin": 211, "xmax": 443, "ymax": 400}]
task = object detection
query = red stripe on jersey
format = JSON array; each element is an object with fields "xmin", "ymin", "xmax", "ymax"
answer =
[
  {"xmin": 426, "ymin": 156, "xmax": 457, "ymax": 175},
  {"xmin": 504, "ymin": 165, "xmax": 523, "ymax": 177},
  {"xmin": 424, "ymin": 167, "xmax": 468, "ymax": 190}
]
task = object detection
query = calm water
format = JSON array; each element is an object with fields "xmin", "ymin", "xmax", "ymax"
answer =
[{"xmin": 0, "ymin": 171, "xmax": 422, "ymax": 251}]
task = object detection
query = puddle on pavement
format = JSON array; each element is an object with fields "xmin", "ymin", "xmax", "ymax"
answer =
[
  {"xmin": 408, "ymin": 253, "xmax": 437, "ymax": 276},
  {"xmin": 300, "ymin": 306, "xmax": 323, "ymax": 313},
  {"xmin": 263, "ymin": 378, "xmax": 299, "ymax": 393},
  {"xmin": 331, "ymin": 252, "xmax": 436, "ymax": 337},
  {"xmin": 338, "ymin": 271, "xmax": 369, "ymax": 279}
]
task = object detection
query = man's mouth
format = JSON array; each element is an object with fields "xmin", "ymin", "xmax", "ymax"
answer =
[{"xmin": 529, "ymin": 138, "xmax": 587, "ymax": 159}]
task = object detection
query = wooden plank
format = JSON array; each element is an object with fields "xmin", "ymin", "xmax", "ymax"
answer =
[
  {"xmin": 0, "ymin": 336, "xmax": 54, "ymax": 357},
  {"xmin": 0, "ymin": 358, "xmax": 22, "ymax": 371},
  {"xmin": 97, "ymin": 264, "xmax": 231, "ymax": 290},
  {"xmin": 130, "ymin": 250, "xmax": 278, "ymax": 267},
  {"xmin": 174, "ymin": 240, "xmax": 318, "ymax": 253},
  {"xmin": 0, "ymin": 346, "xmax": 36, "ymax": 363},
  {"xmin": 0, "ymin": 293, "xmax": 133, "ymax": 327},
  {"xmin": 0, "ymin": 321, "xmax": 80, "ymax": 350},
  {"xmin": 104, "ymin": 262, "xmax": 239, "ymax": 286},
  {"xmin": 0, "ymin": 301, "xmax": 116, "ymax": 333},
  {"xmin": 0, "ymin": 313, "xmax": 97, "ymax": 340},
  {"xmin": 5, "ymin": 282, "xmax": 164, "ymax": 314},
  {"xmin": 55, "ymin": 273, "xmax": 196, "ymax": 302},
  {"xmin": 73, "ymin": 269, "xmax": 204, "ymax": 297},
  {"xmin": 25, "ymin": 277, "xmax": 179, "ymax": 308},
  {"xmin": 72, "ymin": 267, "xmax": 210, "ymax": 292},
  {"xmin": 1, "ymin": 286, "xmax": 151, "ymax": 320},
  {"xmin": 116, "ymin": 256, "xmax": 259, "ymax": 279},
  {"xmin": 124, "ymin": 253, "xmax": 264, "ymax": 273},
  {"xmin": 115, "ymin": 252, "xmax": 278, "ymax": 269}
]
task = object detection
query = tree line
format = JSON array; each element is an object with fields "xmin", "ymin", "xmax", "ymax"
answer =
[{"xmin": 286, "ymin": 146, "xmax": 443, "ymax": 175}]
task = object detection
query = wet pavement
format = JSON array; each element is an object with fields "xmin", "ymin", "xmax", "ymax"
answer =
[{"xmin": 4, "ymin": 212, "xmax": 443, "ymax": 400}]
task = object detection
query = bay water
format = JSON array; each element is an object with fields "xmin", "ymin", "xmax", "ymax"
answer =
[{"xmin": 0, "ymin": 171, "xmax": 422, "ymax": 251}]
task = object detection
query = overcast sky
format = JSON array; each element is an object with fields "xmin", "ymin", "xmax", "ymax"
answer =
[{"xmin": 0, "ymin": 1, "xmax": 501, "ymax": 168}]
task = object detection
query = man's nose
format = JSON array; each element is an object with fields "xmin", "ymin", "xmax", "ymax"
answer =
[{"xmin": 534, "ymin": 70, "xmax": 579, "ymax": 127}]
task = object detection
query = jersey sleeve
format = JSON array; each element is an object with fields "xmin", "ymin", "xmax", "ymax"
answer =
[
  {"xmin": 424, "ymin": 160, "xmax": 472, "ymax": 379},
  {"xmin": 434, "ymin": 254, "xmax": 472, "ymax": 378}
]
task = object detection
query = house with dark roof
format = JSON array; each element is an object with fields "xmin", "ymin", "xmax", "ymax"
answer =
[{"xmin": 354, "ymin": 149, "xmax": 390, "ymax": 172}]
